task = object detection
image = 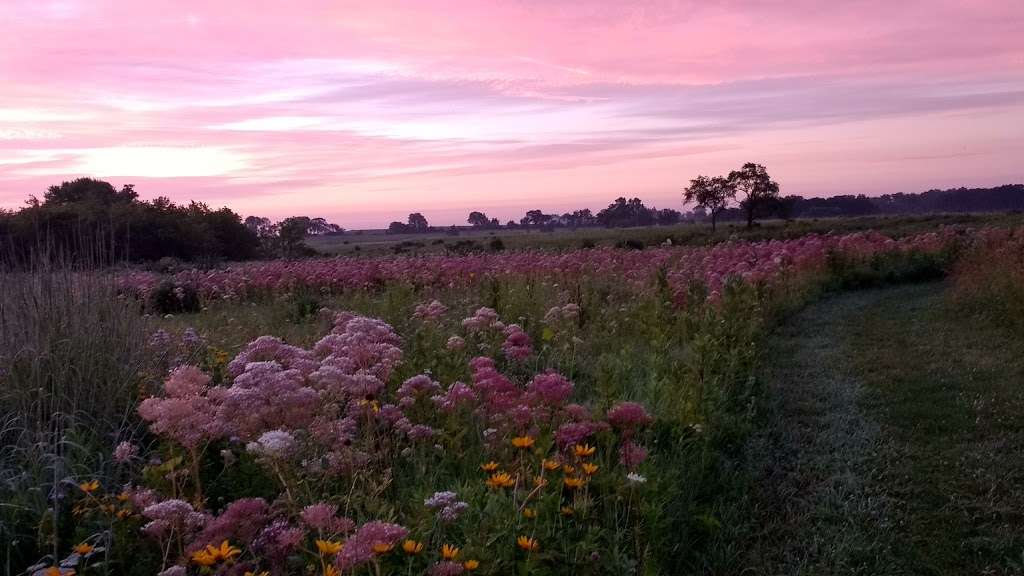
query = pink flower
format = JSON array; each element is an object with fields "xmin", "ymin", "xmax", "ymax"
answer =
[
  {"xmin": 501, "ymin": 324, "xmax": 533, "ymax": 360},
  {"xmin": 113, "ymin": 441, "xmax": 138, "ymax": 463},
  {"xmin": 189, "ymin": 498, "xmax": 268, "ymax": 552},
  {"xmin": 335, "ymin": 521, "xmax": 408, "ymax": 570},
  {"xmin": 619, "ymin": 441, "xmax": 648, "ymax": 470},
  {"xmin": 607, "ymin": 402, "xmax": 653, "ymax": 431},
  {"xmin": 526, "ymin": 372, "xmax": 574, "ymax": 407},
  {"xmin": 300, "ymin": 503, "xmax": 355, "ymax": 534}
]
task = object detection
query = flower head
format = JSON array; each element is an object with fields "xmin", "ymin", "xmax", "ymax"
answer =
[
  {"xmin": 316, "ymin": 539, "xmax": 343, "ymax": 556},
  {"xmin": 402, "ymin": 539, "xmax": 424, "ymax": 555},
  {"xmin": 441, "ymin": 544, "xmax": 460, "ymax": 560},
  {"xmin": 485, "ymin": 472, "xmax": 515, "ymax": 489},
  {"xmin": 516, "ymin": 535, "xmax": 539, "ymax": 552},
  {"xmin": 511, "ymin": 436, "xmax": 535, "ymax": 450}
]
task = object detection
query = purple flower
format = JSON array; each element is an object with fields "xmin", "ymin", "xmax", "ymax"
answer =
[
  {"xmin": 335, "ymin": 521, "xmax": 408, "ymax": 570},
  {"xmin": 113, "ymin": 441, "xmax": 138, "ymax": 464}
]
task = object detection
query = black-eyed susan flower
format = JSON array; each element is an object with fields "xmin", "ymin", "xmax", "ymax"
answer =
[
  {"xmin": 573, "ymin": 443, "xmax": 596, "ymax": 458},
  {"xmin": 560, "ymin": 506, "xmax": 575, "ymax": 517},
  {"xmin": 372, "ymin": 542, "xmax": 394, "ymax": 554},
  {"xmin": 72, "ymin": 543, "xmax": 94, "ymax": 555},
  {"xmin": 464, "ymin": 559, "xmax": 480, "ymax": 571},
  {"xmin": 564, "ymin": 476, "xmax": 586, "ymax": 490},
  {"xmin": 486, "ymin": 471, "xmax": 515, "ymax": 489},
  {"xmin": 542, "ymin": 458, "xmax": 561, "ymax": 471},
  {"xmin": 480, "ymin": 461, "xmax": 499, "ymax": 472},
  {"xmin": 522, "ymin": 507, "xmax": 537, "ymax": 518},
  {"xmin": 511, "ymin": 436, "xmax": 535, "ymax": 449},
  {"xmin": 402, "ymin": 539, "xmax": 424, "ymax": 555},
  {"xmin": 582, "ymin": 462, "xmax": 599, "ymax": 476},
  {"xmin": 78, "ymin": 480, "xmax": 100, "ymax": 494},
  {"xmin": 516, "ymin": 535, "xmax": 540, "ymax": 552},
  {"xmin": 316, "ymin": 539, "xmax": 343, "ymax": 556},
  {"xmin": 441, "ymin": 544, "xmax": 460, "ymax": 560}
]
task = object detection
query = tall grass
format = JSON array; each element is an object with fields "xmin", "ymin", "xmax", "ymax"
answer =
[{"xmin": 0, "ymin": 260, "xmax": 150, "ymax": 572}]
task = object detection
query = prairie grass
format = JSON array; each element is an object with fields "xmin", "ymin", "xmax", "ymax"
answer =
[{"xmin": 0, "ymin": 261, "xmax": 151, "ymax": 571}]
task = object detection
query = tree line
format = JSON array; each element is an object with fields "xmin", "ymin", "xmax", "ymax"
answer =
[{"xmin": 0, "ymin": 178, "xmax": 343, "ymax": 264}]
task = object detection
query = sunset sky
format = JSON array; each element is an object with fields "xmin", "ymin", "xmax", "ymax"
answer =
[{"xmin": 2, "ymin": 0, "xmax": 1023, "ymax": 227}]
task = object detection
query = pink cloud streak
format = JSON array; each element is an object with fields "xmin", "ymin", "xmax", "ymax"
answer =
[{"xmin": 1, "ymin": 0, "xmax": 1022, "ymax": 227}]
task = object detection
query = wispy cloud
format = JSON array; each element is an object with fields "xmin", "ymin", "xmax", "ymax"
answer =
[{"xmin": 1, "ymin": 0, "xmax": 1022, "ymax": 226}]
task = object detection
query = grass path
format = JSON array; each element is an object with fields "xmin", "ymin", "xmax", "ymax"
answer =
[{"xmin": 740, "ymin": 283, "xmax": 1024, "ymax": 575}]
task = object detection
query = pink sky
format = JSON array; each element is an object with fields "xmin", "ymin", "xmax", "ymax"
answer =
[{"xmin": 2, "ymin": 0, "xmax": 1023, "ymax": 227}]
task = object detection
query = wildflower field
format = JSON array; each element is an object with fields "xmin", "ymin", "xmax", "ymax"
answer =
[{"xmin": 3, "ymin": 223, "xmax": 1022, "ymax": 576}]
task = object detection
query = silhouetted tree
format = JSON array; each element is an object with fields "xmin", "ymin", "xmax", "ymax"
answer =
[
  {"xmin": 728, "ymin": 163, "xmax": 780, "ymax": 228},
  {"xmin": 596, "ymin": 197, "xmax": 656, "ymax": 227},
  {"xmin": 387, "ymin": 221, "xmax": 411, "ymax": 234},
  {"xmin": 684, "ymin": 175, "xmax": 735, "ymax": 232},
  {"xmin": 278, "ymin": 216, "xmax": 312, "ymax": 257},
  {"xmin": 467, "ymin": 211, "xmax": 490, "ymax": 227},
  {"xmin": 407, "ymin": 212, "xmax": 429, "ymax": 232}
]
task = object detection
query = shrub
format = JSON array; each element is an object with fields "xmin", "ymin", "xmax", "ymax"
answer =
[{"xmin": 147, "ymin": 280, "xmax": 201, "ymax": 314}]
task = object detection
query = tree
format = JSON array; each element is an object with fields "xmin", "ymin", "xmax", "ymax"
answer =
[
  {"xmin": 596, "ymin": 197, "xmax": 656, "ymax": 228},
  {"xmin": 728, "ymin": 162, "xmax": 780, "ymax": 228},
  {"xmin": 683, "ymin": 175, "xmax": 735, "ymax": 232},
  {"xmin": 387, "ymin": 221, "xmax": 411, "ymax": 234},
  {"xmin": 278, "ymin": 216, "xmax": 312, "ymax": 257},
  {"xmin": 467, "ymin": 211, "xmax": 490, "ymax": 227},
  {"xmin": 407, "ymin": 212, "xmax": 429, "ymax": 232},
  {"xmin": 43, "ymin": 178, "xmax": 138, "ymax": 206}
]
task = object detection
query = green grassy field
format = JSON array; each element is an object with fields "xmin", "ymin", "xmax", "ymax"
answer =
[
  {"xmin": 307, "ymin": 213, "xmax": 1024, "ymax": 257},
  {"xmin": 743, "ymin": 283, "xmax": 1024, "ymax": 575}
]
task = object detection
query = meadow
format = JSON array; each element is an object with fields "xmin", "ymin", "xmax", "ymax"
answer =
[{"xmin": 2, "ymin": 218, "xmax": 1023, "ymax": 576}]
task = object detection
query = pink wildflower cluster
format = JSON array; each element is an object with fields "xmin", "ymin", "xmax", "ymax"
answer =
[
  {"xmin": 413, "ymin": 299, "xmax": 448, "ymax": 321},
  {"xmin": 119, "ymin": 229, "xmax": 964, "ymax": 308},
  {"xmin": 335, "ymin": 521, "xmax": 408, "ymax": 570},
  {"xmin": 501, "ymin": 324, "xmax": 533, "ymax": 360}
]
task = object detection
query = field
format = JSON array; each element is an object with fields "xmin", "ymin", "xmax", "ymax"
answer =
[
  {"xmin": 3, "ymin": 216, "xmax": 1024, "ymax": 576},
  {"xmin": 306, "ymin": 213, "xmax": 1023, "ymax": 256}
]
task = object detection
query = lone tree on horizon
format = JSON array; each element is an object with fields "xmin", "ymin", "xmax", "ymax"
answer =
[
  {"xmin": 683, "ymin": 175, "xmax": 734, "ymax": 232},
  {"xmin": 729, "ymin": 162, "xmax": 780, "ymax": 228},
  {"xmin": 467, "ymin": 211, "xmax": 490, "ymax": 227}
]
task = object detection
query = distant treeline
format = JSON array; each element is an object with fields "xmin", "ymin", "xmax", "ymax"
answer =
[
  {"xmin": 0, "ymin": 178, "xmax": 259, "ymax": 265},
  {"xmin": 771, "ymin": 185, "xmax": 1024, "ymax": 219},
  {"xmin": 0, "ymin": 178, "xmax": 342, "ymax": 265}
]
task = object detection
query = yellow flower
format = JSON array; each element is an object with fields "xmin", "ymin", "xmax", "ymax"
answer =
[
  {"xmin": 485, "ymin": 471, "xmax": 515, "ymax": 489},
  {"xmin": 573, "ymin": 443, "xmax": 596, "ymax": 458},
  {"xmin": 72, "ymin": 543, "xmax": 94, "ymax": 555},
  {"xmin": 202, "ymin": 540, "xmax": 241, "ymax": 563},
  {"xmin": 480, "ymin": 461, "xmax": 499, "ymax": 472},
  {"xmin": 372, "ymin": 542, "xmax": 394, "ymax": 555},
  {"xmin": 116, "ymin": 509, "xmax": 131, "ymax": 520},
  {"xmin": 245, "ymin": 572, "xmax": 270, "ymax": 576},
  {"xmin": 541, "ymin": 458, "xmax": 561, "ymax": 471},
  {"xmin": 116, "ymin": 491, "xmax": 131, "ymax": 502},
  {"xmin": 516, "ymin": 535, "xmax": 540, "ymax": 552},
  {"xmin": 78, "ymin": 480, "xmax": 100, "ymax": 494},
  {"xmin": 581, "ymin": 462, "xmax": 599, "ymax": 476},
  {"xmin": 564, "ymin": 476, "xmax": 586, "ymax": 490},
  {"xmin": 560, "ymin": 506, "xmax": 575, "ymax": 517},
  {"xmin": 463, "ymin": 559, "xmax": 480, "ymax": 571},
  {"xmin": 316, "ymin": 539, "xmax": 343, "ymax": 556},
  {"xmin": 532, "ymin": 476, "xmax": 548, "ymax": 488},
  {"xmin": 511, "ymin": 436, "xmax": 535, "ymax": 449},
  {"xmin": 522, "ymin": 507, "xmax": 537, "ymax": 519},
  {"xmin": 402, "ymin": 539, "xmax": 424, "ymax": 555},
  {"xmin": 191, "ymin": 550, "xmax": 218, "ymax": 567},
  {"xmin": 323, "ymin": 566, "xmax": 340, "ymax": 576},
  {"xmin": 43, "ymin": 568, "xmax": 73, "ymax": 576},
  {"xmin": 441, "ymin": 544, "xmax": 460, "ymax": 560},
  {"xmin": 561, "ymin": 464, "xmax": 576, "ymax": 475}
]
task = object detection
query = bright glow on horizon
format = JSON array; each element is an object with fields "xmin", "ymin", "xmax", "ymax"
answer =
[{"xmin": 1, "ymin": 0, "xmax": 1022, "ymax": 227}]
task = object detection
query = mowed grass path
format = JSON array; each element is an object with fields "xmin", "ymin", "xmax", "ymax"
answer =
[{"xmin": 742, "ymin": 283, "xmax": 1024, "ymax": 575}]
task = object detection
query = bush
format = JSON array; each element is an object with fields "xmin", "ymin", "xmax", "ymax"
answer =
[{"xmin": 147, "ymin": 280, "xmax": 201, "ymax": 314}]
